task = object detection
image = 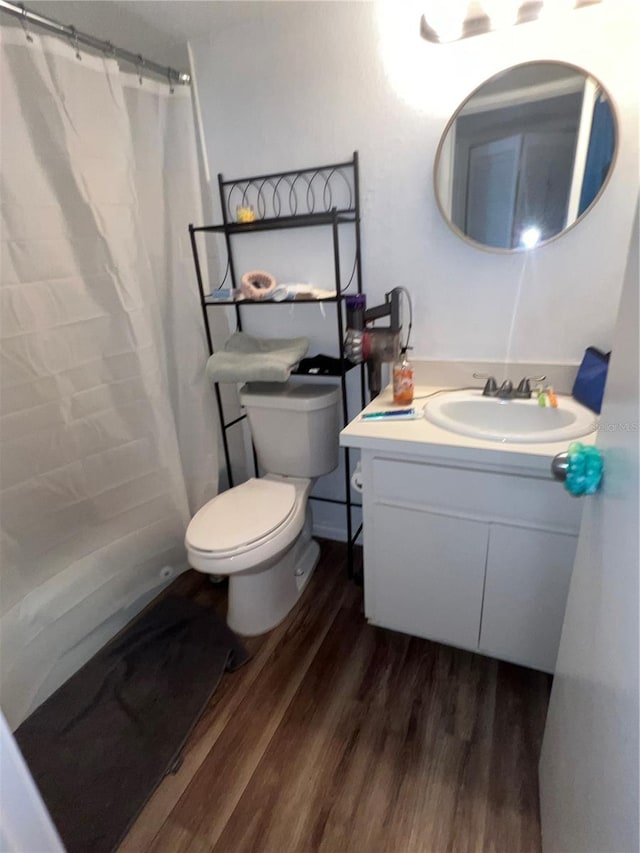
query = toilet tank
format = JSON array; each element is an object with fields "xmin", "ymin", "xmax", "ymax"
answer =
[{"xmin": 239, "ymin": 382, "xmax": 341, "ymax": 478}]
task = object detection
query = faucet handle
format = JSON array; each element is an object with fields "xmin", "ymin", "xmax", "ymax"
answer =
[
  {"xmin": 473, "ymin": 373, "xmax": 498, "ymax": 396},
  {"xmin": 515, "ymin": 375, "xmax": 547, "ymax": 398}
]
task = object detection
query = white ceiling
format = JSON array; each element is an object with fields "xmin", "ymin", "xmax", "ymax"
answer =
[
  {"xmin": 25, "ymin": 1, "xmax": 318, "ymax": 71},
  {"xmin": 25, "ymin": 0, "xmax": 235, "ymax": 69}
]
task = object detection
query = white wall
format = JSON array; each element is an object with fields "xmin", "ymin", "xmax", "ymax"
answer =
[
  {"xmin": 189, "ymin": 0, "xmax": 639, "ymax": 365},
  {"xmin": 186, "ymin": 0, "xmax": 638, "ymax": 538},
  {"xmin": 539, "ymin": 201, "xmax": 639, "ymax": 853},
  {"xmin": 183, "ymin": 0, "xmax": 639, "ymax": 539},
  {"xmin": 26, "ymin": 1, "xmax": 638, "ymax": 540}
]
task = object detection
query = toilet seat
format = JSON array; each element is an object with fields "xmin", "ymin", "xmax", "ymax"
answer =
[{"xmin": 186, "ymin": 478, "xmax": 297, "ymax": 557}]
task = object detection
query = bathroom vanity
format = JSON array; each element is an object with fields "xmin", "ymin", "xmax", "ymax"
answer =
[{"xmin": 340, "ymin": 385, "xmax": 596, "ymax": 673}]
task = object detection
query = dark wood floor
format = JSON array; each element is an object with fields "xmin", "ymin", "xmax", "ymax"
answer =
[{"xmin": 119, "ymin": 540, "xmax": 551, "ymax": 853}]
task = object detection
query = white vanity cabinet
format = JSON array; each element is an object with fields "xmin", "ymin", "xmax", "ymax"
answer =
[
  {"xmin": 360, "ymin": 451, "xmax": 583, "ymax": 672},
  {"xmin": 479, "ymin": 524, "xmax": 577, "ymax": 671},
  {"xmin": 368, "ymin": 504, "xmax": 489, "ymax": 650}
]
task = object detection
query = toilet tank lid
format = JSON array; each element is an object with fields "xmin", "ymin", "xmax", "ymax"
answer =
[
  {"xmin": 240, "ymin": 382, "xmax": 340, "ymax": 412},
  {"xmin": 187, "ymin": 478, "xmax": 297, "ymax": 552}
]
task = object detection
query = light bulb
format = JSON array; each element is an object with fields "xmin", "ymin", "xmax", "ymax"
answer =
[
  {"xmin": 520, "ymin": 226, "xmax": 542, "ymax": 248},
  {"xmin": 482, "ymin": 0, "xmax": 520, "ymax": 30},
  {"xmin": 421, "ymin": 0, "xmax": 469, "ymax": 42}
]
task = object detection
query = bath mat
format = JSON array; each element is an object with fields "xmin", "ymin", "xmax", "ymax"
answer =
[{"xmin": 15, "ymin": 595, "xmax": 249, "ymax": 853}]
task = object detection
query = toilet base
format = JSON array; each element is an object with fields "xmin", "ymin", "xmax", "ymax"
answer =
[{"xmin": 227, "ymin": 508, "xmax": 320, "ymax": 636}]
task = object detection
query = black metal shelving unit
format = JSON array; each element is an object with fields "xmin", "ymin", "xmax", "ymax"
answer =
[{"xmin": 188, "ymin": 152, "xmax": 365, "ymax": 579}]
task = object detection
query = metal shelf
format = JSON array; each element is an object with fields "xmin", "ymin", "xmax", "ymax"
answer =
[
  {"xmin": 203, "ymin": 294, "xmax": 342, "ymax": 307},
  {"xmin": 188, "ymin": 152, "xmax": 365, "ymax": 580},
  {"xmin": 192, "ymin": 211, "xmax": 357, "ymax": 236}
]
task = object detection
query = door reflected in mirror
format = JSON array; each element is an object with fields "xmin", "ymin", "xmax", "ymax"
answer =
[{"xmin": 434, "ymin": 62, "xmax": 616, "ymax": 252}]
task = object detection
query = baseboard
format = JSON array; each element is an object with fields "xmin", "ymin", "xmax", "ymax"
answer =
[{"xmin": 312, "ymin": 522, "xmax": 347, "ymax": 543}]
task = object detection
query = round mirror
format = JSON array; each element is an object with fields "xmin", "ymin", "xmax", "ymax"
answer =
[{"xmin": 434, "ymin": 61, "xmax": 617, "ymax": 252}]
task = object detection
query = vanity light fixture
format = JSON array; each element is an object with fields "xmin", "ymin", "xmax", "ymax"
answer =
[{"xmin": 420, "ymin": 0, "xmax": 603, "ymax": 43}]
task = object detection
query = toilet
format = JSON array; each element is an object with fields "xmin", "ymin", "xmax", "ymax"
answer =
[{"xmin": 185, "ymin": 381, "xmax": 341, "ymax": 636}]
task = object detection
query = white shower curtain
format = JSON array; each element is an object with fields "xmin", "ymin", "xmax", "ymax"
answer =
[{"xmin": 0, "ymin": 27, "xmax": 220, "ymax": 728}]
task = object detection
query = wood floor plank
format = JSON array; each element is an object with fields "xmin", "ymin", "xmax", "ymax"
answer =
[
  {"xmin": 323, "ymin": 644, "xmax": 495, "ymax": 853},
  {"xmin": 380, "ymin": 643, "xmax": 498, "ymax": 853},
  {"xmin": 120, "ymin": 541, "xmax": 550, "ymax": 853},
  {"xmin": 146, "ymin": 541, "xmax": 351, "ymax": 853},
  {"xmin": 211, "ymin": 611, "xmax": 522, "ymax": 853},
  {"xmin": 213, "ymin": 601, "xmax": 379, "ymax": 853},
  {"xmin": 482, "ymin": 662, "xmax": 551, "ymax": 853},
  {"xmin": 119, "ymin": 629, "xmax": 265, "ymax": 852},
  {"xmin": 117, "ymin": 579, "xmax": 269, "ymax": 852}
]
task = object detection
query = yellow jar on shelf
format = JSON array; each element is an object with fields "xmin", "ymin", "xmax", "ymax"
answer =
[{"xmin": 236, "ymin": 205, "xmax": 255, "ymax": 223}]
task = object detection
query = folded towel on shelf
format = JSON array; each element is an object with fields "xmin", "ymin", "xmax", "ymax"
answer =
[{"xmin": 206, "ymin": 332, "xmax": 311, "ymax": 383}]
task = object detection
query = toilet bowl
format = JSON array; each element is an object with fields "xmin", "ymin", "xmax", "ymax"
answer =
[
  {"xmin": 185, "ymin": 381, "xmax": 340, "ymax": 636},
  {"xmin": 185, "ymin": 475, "xmax": 319, "ymax": 635}
]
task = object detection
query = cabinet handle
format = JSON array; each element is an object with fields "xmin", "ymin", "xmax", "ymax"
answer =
[
  {"xmin": 551, "ymin": 445, "xmax": 603, "ymax": 495},
  {"xmin": 551, "ymin": 452, "xmax": 569, "ymax": 482}
]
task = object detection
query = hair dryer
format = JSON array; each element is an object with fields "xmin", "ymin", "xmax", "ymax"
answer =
[{"xmin": 344, "ymin": 289, "xmax": 402, "ymax": 399}]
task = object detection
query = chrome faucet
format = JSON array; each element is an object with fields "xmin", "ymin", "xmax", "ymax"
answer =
[
  {"xmin": 497, "ymin": 379, "xmax": 513, "ymax": 398},
  {"xmin": 479, "ymin": 376, "xmax": 498, "ymax": 396},
  {"xmin": 474, "ymin": 373, "xmax": 546, "ymax": 399},
  {"xmin": 514, "ymin": 375, "xmax": 546, "ymax": 398}
]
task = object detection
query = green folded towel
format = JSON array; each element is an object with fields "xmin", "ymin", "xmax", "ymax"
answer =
[{"xmin": 206, "ymin": 332, "xmax": 311, "ymax": 384}]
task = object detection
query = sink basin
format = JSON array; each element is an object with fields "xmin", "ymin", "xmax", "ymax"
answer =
[{"xmin": 423, "ymin": 390, "xmax": 596, "ymax": 443}]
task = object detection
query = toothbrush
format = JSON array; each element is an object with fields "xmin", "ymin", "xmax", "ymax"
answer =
[{"xmin": 361, "ymin": 408, "xmax": 421, "ymax": 421}]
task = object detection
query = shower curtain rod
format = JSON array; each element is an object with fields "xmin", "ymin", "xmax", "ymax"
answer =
[{"xmin": 0, "ymin": 0, "xmax": 191, "ymax": 85}]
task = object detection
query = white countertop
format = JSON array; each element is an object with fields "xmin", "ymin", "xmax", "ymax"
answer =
[{"xmin": 340, "ymin": 385, "xmax": 598, "ymax": 475}]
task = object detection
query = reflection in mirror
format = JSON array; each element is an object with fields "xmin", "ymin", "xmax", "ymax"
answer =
[{"xmin": 434, "ymin": 62, "xmax": 616, "ymax": 251}]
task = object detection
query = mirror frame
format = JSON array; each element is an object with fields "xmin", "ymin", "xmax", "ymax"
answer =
[{"xmin": 433, "ymin": 60, "xmax": 619, "ymax": 254}]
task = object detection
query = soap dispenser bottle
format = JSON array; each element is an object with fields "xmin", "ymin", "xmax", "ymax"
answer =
[{"xmin": 393, "ymin": 347, "xmax": 414, "ymax": 405}]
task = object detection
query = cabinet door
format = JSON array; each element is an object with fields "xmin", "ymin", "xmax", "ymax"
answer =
[
  {"xmin": 366, "ymin": 505, "xmax": 489, "ymax": 651},
  {"xmin": 479, "ymin": 524, "xmax": 578, "ymax": 672}
]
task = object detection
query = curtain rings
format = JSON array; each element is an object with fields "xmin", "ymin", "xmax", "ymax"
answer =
[
  {"xmin": 167, "ymin": 68, "xmax": 175, "ymax": 95},
  {"xmin": 19, "ymin": 4, "xmax": 33, "ymax": 42},
  {"xmin": 68, "ymin": 26, "xmax": 82, "ymax": 60}
]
